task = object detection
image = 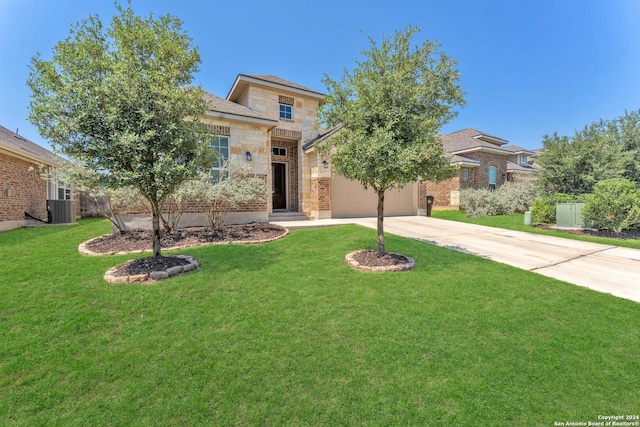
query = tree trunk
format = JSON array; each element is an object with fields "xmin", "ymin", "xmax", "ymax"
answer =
[
  {"xmin": 151, "ymin": 202, "xmax": 162, "ymax": 257},
  {"xmin": 377, "ymin": 190, "xmax": 385, "ymax": 255}
]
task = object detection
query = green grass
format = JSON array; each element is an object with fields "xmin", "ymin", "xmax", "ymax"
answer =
[
  {"xmin": 432, "ymin": 209, "xmax": 640, "ymax": 249},
  {"xmin": 1, "ymin": 219, "xmax": 638, "ymax": 426}
]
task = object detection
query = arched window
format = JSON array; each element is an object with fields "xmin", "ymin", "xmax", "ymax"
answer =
[{"xmin": 488, "ymin": 166, "xmax": 497, "ymax": 190}]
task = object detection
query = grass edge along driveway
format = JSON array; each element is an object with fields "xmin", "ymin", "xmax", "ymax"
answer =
[{"xmin": 1, "ymin": 219, "xmax": 638, "ymax": 426}]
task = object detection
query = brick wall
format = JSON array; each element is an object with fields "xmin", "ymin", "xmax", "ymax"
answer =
[
  {"xmin": 310, "ymin": 177, "xmax": 331, "ymax": 211},
  {"xmin": 0, "ymin": 152, "xmax": 47, "ymax": 221},
  {"xmin": 425, "ymin": 175, "xmax": 461, "ymax": 206},
  {"xmin": 475, "ymin": 152, "xmax": 508, "ymax": 189}
]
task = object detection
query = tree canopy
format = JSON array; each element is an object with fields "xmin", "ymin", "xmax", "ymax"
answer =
[
  {"xmin": 537, "ymin": 109, "xmax": 640, "ymax": 195},
  {"xmin": 28, "ymin": 2, "xmax": 211, "ymax": 256},
  {"xmin": 318, "ymin": 26, "xmax": 465, "ymax": 254}
]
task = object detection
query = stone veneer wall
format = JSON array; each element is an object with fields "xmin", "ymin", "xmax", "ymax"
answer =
[
  {"xmin": 271, "ymin": 139, "xmax": 298, "ymax": 211},
  {"xmin": 0, "ymin": 152, "xmax": 47, "ymax": 222},
  {"xmin": 237, "ymin": 85, "xmax": 323, "ymax": 215}
]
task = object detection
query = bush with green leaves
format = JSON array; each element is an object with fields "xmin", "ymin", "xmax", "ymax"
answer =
[
  {"xmin": 531, "ymin": 193, "xmax": 588, "ymax": 224},
  {"xmin": 460, "ymin": 180, "xmax": 536, "ymax": 217},
  {"xmin": 581, "ymin": 178, "xmax": 640, "ymax": 233}
]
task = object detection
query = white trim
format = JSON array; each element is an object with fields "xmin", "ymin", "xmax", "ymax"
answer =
[
  {"xmin": 204, "ymin": 110, "xmax": 278, "ymax": 128},
  {"xmin": 473, "ymin": 134, "xmax": 508, "ymax": 146},
  {"xmin": 451, "ymin": 145, "xmax": 514, "ymax": 156},
  {"xmin": 452, "ymin": 160, "xmax": 480, "ymax": 167},
  {"xmin": 228, "ymin": 75, "xmax": 324, "ymax": 102}
]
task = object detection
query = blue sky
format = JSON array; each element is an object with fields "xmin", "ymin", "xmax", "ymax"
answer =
[{"xmin": 1, "ymin": 0, "xmax": 639, "ymax": 150}]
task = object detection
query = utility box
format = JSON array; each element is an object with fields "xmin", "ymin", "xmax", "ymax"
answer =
[
  {"xmin": 556, "ymin": 203, "xmax": 585, "ymax": 228},
  {"xmin": 47, "ymin": 200, "xmax": 76, "ymax": 224}
]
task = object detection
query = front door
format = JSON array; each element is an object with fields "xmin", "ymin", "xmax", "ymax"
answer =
[{"xmin": 272, "ymin": 163, "xmax": 286, "ymax": 210}]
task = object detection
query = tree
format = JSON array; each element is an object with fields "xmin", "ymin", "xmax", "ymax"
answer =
[
  {"xmin": 536, "ymin": 112, "xmax": 637, "ymax": 196},
  {"xmin": 27, "ymin": 2, "xmax": 211, "ymax": 257},
  {"xmin": 318, "ymin": 26, "xmax": 465, "ymax": 255}
]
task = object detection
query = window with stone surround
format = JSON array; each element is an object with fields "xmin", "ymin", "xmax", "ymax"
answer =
[
  {"xmin": 279, "ymin": 103, "xmax": 293, "ymax": 120},
  {"xmin": 209, "ymin": 135, "xmax": 229, "ymax": 183},
  {"xmin": 278, "ymin": 95, "xmax": 294, "ymax": 120}
]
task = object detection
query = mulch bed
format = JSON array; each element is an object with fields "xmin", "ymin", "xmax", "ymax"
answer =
[
  {"xmin": 86, "ymin": 223, "xmax": 287, "ymax": 254},
  {"xmin": 351, "ymin": 250, "xmax": 412, "ymax": 267},
  {"xmin": 112, "ymin": 256, "xmax": 191, "ymax": 277},
  {"xmin": 533, "ymin": 224, "xmax": 640, "ymax": 240}
]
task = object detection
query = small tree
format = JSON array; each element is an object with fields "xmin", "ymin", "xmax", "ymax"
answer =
[
  {"xmin": 27, "ymin": 2, "xmax": 211, "ymax": 257},
  {"xmin": 318, "ymin": 26, "xmax": 465, "ymax": 254},
  {"xmin": 184, "ymin": 161, "xmax": 267, "ymax": 230}
]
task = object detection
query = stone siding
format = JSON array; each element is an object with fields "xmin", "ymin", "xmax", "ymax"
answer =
[{"xmin": 0, "ymin": 152, "xmax": 47, "ymax": 222}]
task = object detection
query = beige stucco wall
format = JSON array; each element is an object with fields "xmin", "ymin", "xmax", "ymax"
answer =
[{"xmin": 330, "ymin": 174, "xmax": 417, "ymax": 218}]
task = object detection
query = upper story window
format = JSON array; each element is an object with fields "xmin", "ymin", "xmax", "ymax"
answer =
[
  {"xmin": 209, "ymin": 135, "xmax": 229, "ymax": 183},
  {"xmin": 520, "ymin": 154, "xmax": 527, "ymax": 165},
  {"xmin": 279, "ymin": 103, "xmax": 293, "ymax": 120},
  {"xmin": 488, "ymin": 166, "xmax": 497, "ymax": 190},
  {"xmin": 278, "ymin": 95, "xmax": 294, "ymax": 121}
]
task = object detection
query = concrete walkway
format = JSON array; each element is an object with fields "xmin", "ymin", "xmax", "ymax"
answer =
[{"xmin": 271, "ymin": 216, "xmax": 640, "ymax": 303}]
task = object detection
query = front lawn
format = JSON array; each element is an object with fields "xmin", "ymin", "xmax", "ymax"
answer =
[
  {"xmin": 1, "ymin": 219, "xmax": 638, "ymax": 425},
  {"xmin": 432, "ymin": 210, "xmax": 640, "ymax": 249}
]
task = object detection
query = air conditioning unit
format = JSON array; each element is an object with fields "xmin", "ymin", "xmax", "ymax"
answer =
[{"xmin": 47, "ymin": 200, "xmax": 75, "ymax": 224}]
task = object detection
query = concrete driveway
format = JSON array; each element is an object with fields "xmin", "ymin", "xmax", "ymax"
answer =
[
  {"xmin": 273, "ymin": 215, "xmax": 640, "ymax": 303},
  {"xmin": 352, "ymin": 216, "xmax": 640, "ymax": 303}
]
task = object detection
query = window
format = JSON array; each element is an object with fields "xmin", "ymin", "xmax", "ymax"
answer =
[
  {"xmin": 520, "ymin": 154, "xmax": 527, "ymax": 165},
  {"xmin": 58, "ymin": 185, "xmax": 72, "ymax": 200},
  {"xmin": 209, "ymin": 135, "xmax": 229, "ymax": 183},
  {"xmin": 271, "ymin": 147, "xmax": 287, "ymax": 156},
  {"xmin": 279, "ymin": 103, "xmax": 293, "ymax": 120},
  {"xmin": 463, "ymin": 168, "xmax": 469, "ymax": 180},
  {"xmin": 488, "ymin": 166, "xmax": 497, "ymax": 190}
]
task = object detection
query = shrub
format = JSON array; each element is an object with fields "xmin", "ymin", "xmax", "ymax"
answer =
[
  {"xmin": 531, "ymin": 193, "xmax": 587, "ymax": 224},
  {"xmin": 582, "ymin": 178, "xmax": 640, "ymax": 233},
  {"xmin": 460, "ymin": 181, "xmax": 536, "ymax": 217}
]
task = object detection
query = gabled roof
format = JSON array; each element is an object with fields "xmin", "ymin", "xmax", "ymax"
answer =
[
  {"xmin": 302, "ymin": 123, "xmax": 343, "ymax": 152},
  {"xmin": 0, "ymin": 124, "xmax": 58, "ymax": 165},
  {"xmin": 441, "ymin": 128, "xmax": 514, "ymax": 156},
  {"xmin": 503, "ymin": 145, "xmax": 536, "ymax": 155},
  {"xmin": 203, "ymin": 92, "xmax": 278, "ymax": 127},
  {"xmin": 227, "ymin": 74, "xmax": 325, "ymax": 103},
  {"xmin": 507, "ymin": 160, "xmax": 536, "ymax": 174}
]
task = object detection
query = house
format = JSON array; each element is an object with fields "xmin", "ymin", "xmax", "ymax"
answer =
[
  {"xmin": 117, "ymin": 74, "xmax": 421, "ymax": 230},
  {"xmin": 117, "ymin": 76, "xmax": 538, "ymax": 229},
  {"xmin": 424, "ymin": 128, "xmax": 536, "ymax": 208},
  {"xmin": 0, "ymin": 124, "xmax": 76, "ymax": 232}
]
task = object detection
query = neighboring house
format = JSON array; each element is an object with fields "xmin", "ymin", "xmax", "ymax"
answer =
[
  {"xmin": 424, "ymin": 128, "xmax": 537, "ymax": 208},
  {"xmin": 0, "ymin": 124, "xmax": 76, "ymax": 232}
]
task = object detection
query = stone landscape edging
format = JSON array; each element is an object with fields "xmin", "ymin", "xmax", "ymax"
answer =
[
  {"xmin": 345, "ymin": 250, "xmax": 416, "ymax": 273},
  {"xmin": 79, "ymin": 228, "xmax": 290, "ymax": 256},
  {"xmin": 103, "ymin": 255, "xmax": 200, "ymax": 284}
]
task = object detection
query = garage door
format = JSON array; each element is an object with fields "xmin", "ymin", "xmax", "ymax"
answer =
[{"xmin": 330, "ymin": 174, "xmax": 416, "ymax": 218}]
